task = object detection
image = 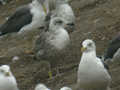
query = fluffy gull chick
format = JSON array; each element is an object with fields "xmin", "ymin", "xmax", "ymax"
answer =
[{"xmin": 34, "ymin": 17, "xmax": 72, "ymax": 78}]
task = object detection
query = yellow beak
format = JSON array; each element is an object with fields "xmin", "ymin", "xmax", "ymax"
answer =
[
  {"xmin": 5, "ymin": 72, "xmax": 10, "ymax": 76},
  {"xmin": 42, "ymin": 5, "xmax": 47, "ymax": 14},
  {"xmin": 64, "ymin": 24, "xmax": 67, "ymax": 29},
  {"xmin": 81, "ymin": 47, "xmax": 87, "ymax": 52}
]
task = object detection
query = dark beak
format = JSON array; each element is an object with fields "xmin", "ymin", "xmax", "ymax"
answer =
[
  {"xmin": 65, "ymin": 23, "xmax": 75, "ymax": 33},
  {"xmin": 44, "ymin": 12, "xmax": 52, "ymax": 32}
]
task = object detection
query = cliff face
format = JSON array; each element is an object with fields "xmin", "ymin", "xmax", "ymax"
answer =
[{"xmin": 0, "ymin": 0, "xmax": 120, "ymax": 90}]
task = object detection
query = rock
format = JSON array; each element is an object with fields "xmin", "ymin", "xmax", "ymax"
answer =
[{"xmin": 12, "ymin": 56, "xmax": 20, "ymax": 63}]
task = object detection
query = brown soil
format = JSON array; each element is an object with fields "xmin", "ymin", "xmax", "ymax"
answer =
[{"xmin": 0, "ymin": 0, "xmax": 120, "ymax": 90}]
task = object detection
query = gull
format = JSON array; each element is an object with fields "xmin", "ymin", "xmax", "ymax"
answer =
[
  {"xmin": 34, "ymin": 17, "xmax": 72, "ymax": 78},
  {"xmin": 0, "ymin": 65, "xmax": 19, "ymax": 90},
  {"xmin": 34, "ymin": 17, "xmax": 71, "ymax": 59},
  {"xmin": 0, "ymin": 0, "xmax": 49, "ymax": 36},
  {"xmin": 77, "ymin": 39, "xmax": 111, "ymax": 90}
]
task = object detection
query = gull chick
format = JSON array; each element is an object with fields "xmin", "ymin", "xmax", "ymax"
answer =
[{"xmin": 34, "ymin": 17, "xmax": 71, "ymax": 78}]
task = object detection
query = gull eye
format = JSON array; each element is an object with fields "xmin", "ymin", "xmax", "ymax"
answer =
[
  {"xmin": 88, "ymin": 43, "xmax": 92, "ymax": 47},
  {"xmin": 56, "ymin": 20, "xmax": 63, "ymax": 24},
  {"xmin": 0, "ymin": 69, "xmax": 4, "ymax": 73},
  {"xmin": 67, "ymin": 23, "xmax": 75, "ymax": 26}
]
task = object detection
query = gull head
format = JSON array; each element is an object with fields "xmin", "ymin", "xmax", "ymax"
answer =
[
  {"xmin": 49, "ymin": 17, "xmax": 67, "ymax": 30},
  {"xmin": 60, "ymin": 87, "xmax": 72, "ymax": 90},
  {"xmin": 49, "ymin": 17, "xmax": 73, "ymax": 33},
  {"xmin": 81, "ymin": 39, "xmax": 96, "ymax": 52},
  {"xmin": 0, "ymin": 65, "xmax": 11, "ymax": 77},
  {"xmin": 35, "ymin": 84, "xmax": 50, "ymax": 90}
]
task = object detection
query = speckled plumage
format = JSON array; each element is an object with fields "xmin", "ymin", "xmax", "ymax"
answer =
[{"xmin": 34, "ymin": 17, "xmax": 70, "ymax": 67}]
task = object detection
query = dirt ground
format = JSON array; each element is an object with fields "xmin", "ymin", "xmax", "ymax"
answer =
[{"xmin": 0, "ymin": 0, "xmax": 120, "ymax": 90}]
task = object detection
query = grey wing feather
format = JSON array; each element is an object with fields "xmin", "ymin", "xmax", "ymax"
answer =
[
  {"xmin": 97, "ymin": 56, "xmax": 109, "ymax": 70},
  {"xmin": 104, "ymin": 33, "xmax": 120, "ymax": 60},
  {"xmin": 0, "ymin": 5, "xmax": 33, "ymax": 36},
  {"xmin": 34, "ymin": 31, "xmax": 51, "ymax": 54},
  {"xmin": 34, "ymin": 31, "xmax": 54, "ymax": 59}
]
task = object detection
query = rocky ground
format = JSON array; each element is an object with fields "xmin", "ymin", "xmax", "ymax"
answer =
[{"xmin": 0, "ymin": 0, "xmax": 120, "ymax": 90}]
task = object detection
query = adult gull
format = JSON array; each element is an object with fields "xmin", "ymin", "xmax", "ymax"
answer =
[{"xmin": 77, "ymin": 39, "xmax": 111, "ymax": 90}]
